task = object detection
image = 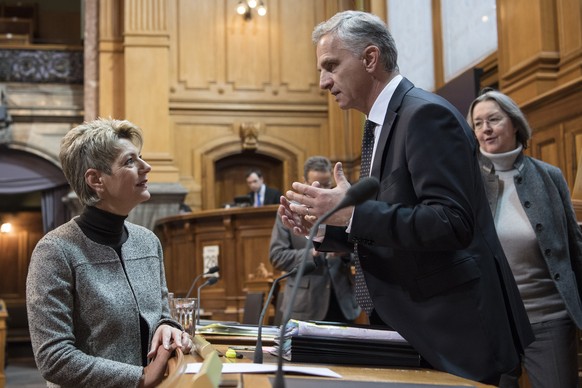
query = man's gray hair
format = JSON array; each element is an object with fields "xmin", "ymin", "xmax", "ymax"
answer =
[{"xmin": 312, "ymin": 10, "xmax": 398, "ymax": 72}]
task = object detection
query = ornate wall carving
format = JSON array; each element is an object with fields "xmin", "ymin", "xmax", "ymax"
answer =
[{"xmin": 0, "ymin": 49, "xmax": 83, "ymax": 84}]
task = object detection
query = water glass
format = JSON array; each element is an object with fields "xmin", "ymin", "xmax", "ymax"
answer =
[
  {"xmin": 167, "ymin": 292, "xmax": 176, "ymax": 318},
  {"xmin": 173, "ymin": 297, "xmax": 198, "ymax": 337}
]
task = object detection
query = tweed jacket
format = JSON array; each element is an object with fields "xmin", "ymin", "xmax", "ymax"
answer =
[
  {"xmin": 26, "ymin": 219, "xmax": 178, "ymax": 388},
  {"xmin": 318, "ymin": 77, "xmax": 533, "ymax": 385},
  {"xmin": 269, "ymin": 215, "xmax": 360, "ymax": 321},
  {"xmin": 479, "ymin": 152, "xmax": 582, "ymax": 328}
]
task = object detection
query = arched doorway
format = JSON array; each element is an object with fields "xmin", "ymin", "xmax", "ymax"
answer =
[
  {"xmin": 215, "ymin": 151, "xmax": 283, "ymax": 208},
  {"xmin": 0, "ymin": 148, "xmax": 69, "ymax": 232}
]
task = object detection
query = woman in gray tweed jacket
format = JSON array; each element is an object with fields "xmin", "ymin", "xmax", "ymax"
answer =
[
  {"xmin": 467, "ymin": 89, "xmax": 582, "ymax": 387},
  {"xmin": 26, "ymin": 118, "xmax": 192, "ymax": 388}
]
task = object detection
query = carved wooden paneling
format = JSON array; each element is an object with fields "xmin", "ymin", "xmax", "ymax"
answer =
[
  {"xmin": 497, "ymin": 0, "xmax": 560, "ymax": 103},
  {"xmin": 556, "ymin": 0, "xmax": 582, "ymax": 84},
  {"xmin": 529, "ymin": 124, "xmax": 564, "ymax": 171},
  {"xmin": 0, "ymin": 233, "xmax": 20, "ymax": 298},
  {"xmin": 521, "ymin": 83, "xmax": 582, "ymax": 191},
  {"xmin": 171, "ymin": 112, "xmax": 327, "ymax": 210},
  {"xmin": 169, "ymin": 0, "xmax": 326, "ymax": 105},
  {"xmin": 125, "ymin": 0, "xmax": 167, "ymax": 33},
  {"xmin": 98, "ymin": 0, "xmax": 125, "ymax": 119}
]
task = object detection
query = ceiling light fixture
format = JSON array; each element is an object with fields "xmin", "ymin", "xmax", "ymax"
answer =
[
  {"xmin": 236, "ymin": 0, "xmax": 267, "ymax": 21},
  {"xmin": 1, "ymin": 222, "xmax": 12, "ymax": 234}
]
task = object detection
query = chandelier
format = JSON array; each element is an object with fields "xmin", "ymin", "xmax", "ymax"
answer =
[{"xmin": 236, "ymin": 0, "xmax": 267, "ymax": 21}]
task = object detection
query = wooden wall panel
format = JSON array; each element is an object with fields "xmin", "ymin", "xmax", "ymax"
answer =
[
  {"xmin": 556, "ymin": 0, "xmax": 582, "ymax": 83},
  {"xmin": 98, "ymin": 0, "xmax": 125, "ymax": 120},
  {"xmin": 174, "ymin": 0, "xmax": 222, "ymax": 90},
  {"xmin": 0, "ymin": 233, "xmax": 20, "ymax": 298},
  {"xmin": 226, "ymin": 9, "xmax": 271, "ymax": 90},
  {"xmin": 169, "ymin": 0, "xmax": 326, "ymax": 105},
  {"xmin": 278, "ymin": 0, "xmax": 321, "ymax": 91},
  {"xmin": 521, "ymin": 84, "xmax": 582, "ymax": 191},
  {"xmin": 0, "ymin": 212, "xmax": 43, "ymax": 346},
  {"xmin": 497, "ymin": 0, "xmax": 560, "ymax": 103},
  {"xmin": 0, "ymin": 212, "xmax": 42, "ymax": 305},
  {"xmin": 529, "ymin": 125, "xmax": 564, "ymax": 172}
]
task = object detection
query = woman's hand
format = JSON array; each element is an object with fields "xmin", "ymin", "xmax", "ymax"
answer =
[
  {"xmin": 147, "ymin": 324, "xmax": 193, "ymax": 360},
  {"xmin": 140, "ymin": 344, "xmax": 173, "ymax": 388}
]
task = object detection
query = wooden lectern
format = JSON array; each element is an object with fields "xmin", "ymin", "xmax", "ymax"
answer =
[{"xmin": 154, "ymin": 205, "xmax": 279, "ymax": 323}]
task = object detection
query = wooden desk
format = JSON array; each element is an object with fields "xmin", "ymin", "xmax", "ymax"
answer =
[{"xmin": 168, "ymin": 339, "xmax": 494, "ymax": 387}]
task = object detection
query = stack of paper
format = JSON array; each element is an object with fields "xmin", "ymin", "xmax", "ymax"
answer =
[
  {"xmin": 271, "ymin": 320, "xmax": 427, "ymax": 368},
  {"xmin": 197, "ymin": 322, "xmax": 279, "ymax": 339}
]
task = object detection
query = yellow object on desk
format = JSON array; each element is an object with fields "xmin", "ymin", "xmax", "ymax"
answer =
[{"xmin": 225, "ymin": 348, "xmax": 237, "ymax": 359}]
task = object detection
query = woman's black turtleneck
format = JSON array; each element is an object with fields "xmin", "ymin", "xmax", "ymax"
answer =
[
  {"xmin": 75, "ymin": 205, "xmax": 128, "ymax": 256},
  {"xmin": 75, "ymin": 206, "xmax": 149, "ymax": 366}
]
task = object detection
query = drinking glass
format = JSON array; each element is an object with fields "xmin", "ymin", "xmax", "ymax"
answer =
[
  {"xmin": 167, "ymin": 292, "xmax": 176, "ymax": 318},
  {"xmin": 173, "ymin": 297, "xmax": 198, "ymax": 337}
]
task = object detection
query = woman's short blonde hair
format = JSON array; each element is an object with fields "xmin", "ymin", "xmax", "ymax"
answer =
[{"xmin": 59, "ymin": 118, "xmax": 144, "ymax": 207}]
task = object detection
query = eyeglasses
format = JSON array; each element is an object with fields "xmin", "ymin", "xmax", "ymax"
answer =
[{"xmin": 473, "ymin": 115, "xmax": 507, "ymax": 131}]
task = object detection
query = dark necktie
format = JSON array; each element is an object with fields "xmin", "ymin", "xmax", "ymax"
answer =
[
  {"xmin": 360, "ymin": 119, "xmax": 376, "ymax": 178},
  {"xmin": 353, "ymin": 119, "xmax": 376, "ymax": 314}
]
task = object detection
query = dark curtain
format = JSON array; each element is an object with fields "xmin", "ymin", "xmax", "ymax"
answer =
[
  {"xmin": 1, "ymin": 148, "xmax": 70, "ymax": 233},
  {"xmin": 41, "ymin": 184, "xmax": 70, "ymax": 234}
]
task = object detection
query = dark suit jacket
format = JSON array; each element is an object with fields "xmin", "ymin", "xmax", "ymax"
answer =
[
  {"xmin": 319, "ymin": 78, "xmax": 533, "ymax": 385},
  {"xmin": 249, "ymin": 185, "xmax": 282, "ymax": 206}
]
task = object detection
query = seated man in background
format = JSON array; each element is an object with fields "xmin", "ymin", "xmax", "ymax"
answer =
[
  {"xmin": 269, "ymin": 156, "xmax": 360, "ymax": 323},
  {"xmin": 246, "ymin": 168, "xmax": 282, "ymax": 206}
]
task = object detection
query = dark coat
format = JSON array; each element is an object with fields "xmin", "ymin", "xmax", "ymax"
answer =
[
  {"xmin": 320, "ymin": 78, "xmax": 534, "ymax": 385},
  {"xmin": 480, "ymin": 152, "xmax": 582, "ymax": 328},
  {"xmin": 270, "ymin": 215, "xmax": 360, "ymax": 321}
]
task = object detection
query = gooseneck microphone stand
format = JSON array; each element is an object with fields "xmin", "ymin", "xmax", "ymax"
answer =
[
  {"xmin": 185, "ymin": 265, "xmax": 219, "ymax": 299},
  {"xmin": 273, "ymin": 176, "xmax": 380, "ymax": 388},
  {"xmin": 253, "ymin": 261, "xmax": 317, "ymax": 363},
  {"xmin": 196, "ymin": 276, "xmax": 219, "ymax": 326}
]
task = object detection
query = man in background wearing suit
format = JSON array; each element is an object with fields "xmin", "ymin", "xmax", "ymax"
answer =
[
  {"xmin": 270, "ymin": 156, "xmax": 360, "ymax": 323},
  {"xmin": 278, "ymin": 11, "xmax": 533, "ymax": 387},
  {"xmin": 246, "ymin": 168, "xmax": 282, "ymax": 206}
]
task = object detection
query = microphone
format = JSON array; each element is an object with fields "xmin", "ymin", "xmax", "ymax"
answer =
[
  {"xmin": 273, "ymin": 176, "xmax": 380, "ymax": 387},
  {"xmin": 196, "ymin": 276, "xmax": 219, "ymax": 326},
  {"xmin": 185, "ymin": 265, "xmax": 219, "ymax": 298},
  {"xmin": 335, "ymin": 176, "xmax": 382, "ymax": 211},
  {"xmin": 253, "ymin": 261, "xmax": 318, "ymax": 363}
]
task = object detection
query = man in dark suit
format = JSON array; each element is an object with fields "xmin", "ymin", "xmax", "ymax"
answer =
[
  {"xmin": 246, "ymin": 168, "xmax": 282, "ymax": 206},
  {"xmin": 270, "ymin": 156, "xmax": 360, "ymax": 323},
  {"xmin": 278, "ymin": 11, "xmax": 533, "ymax": 386}
]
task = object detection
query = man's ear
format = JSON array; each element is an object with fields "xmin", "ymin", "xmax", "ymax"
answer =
[
  {"xmin": 362, "ymin": 45, "xmax": 380, "ymax": 71},
  {"xmin": 85, "ymin": 169, "xmax": 103, "ymax": 191}
]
